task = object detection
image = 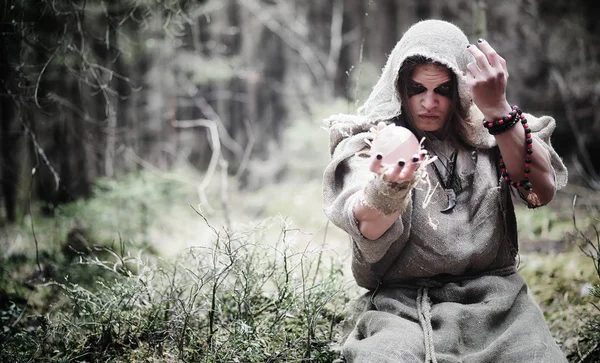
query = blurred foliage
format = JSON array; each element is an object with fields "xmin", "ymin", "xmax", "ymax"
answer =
[{"xmin": 174, "ymin": 52, "xmax": 240, "ymax": 85}]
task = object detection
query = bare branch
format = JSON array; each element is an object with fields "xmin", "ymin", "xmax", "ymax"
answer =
[
  {"xmin": 239, "ymin": 0, "xmax": 328, "ymax": 86},
  {"xmin": 22, "ymin": 122, "xmax": 60, "ymax": 191},
  {"xmin": 172, "ymin": 118, "xmax": 224, "ymax": 213},
  {"xmin": 178, "ymin": 78, "xmax": 245, "ymax": 158},
  {"xmin": 234, "ymin": 117, "xmax": 255, "ymax": 180},
  {"xmin": 34, "ymin": 46, "xmax": 60, "ymax": 109}
]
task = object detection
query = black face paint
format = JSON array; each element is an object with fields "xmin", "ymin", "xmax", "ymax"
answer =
[
  {"xmin": 407, "ymin": 81, "xmax": 426, "ymax": 97},
  {"xmin": 434, "ymin": 82, "xmax": 452, "ymax": 97},
  {"xmin": 406, "ymin": 81, "xmax": 452, "ymax": 98}
]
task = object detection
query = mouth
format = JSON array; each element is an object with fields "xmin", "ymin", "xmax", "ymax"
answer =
[{"xmin": 419, "ymin": 114, "xmax": 440, "ymax": 120}]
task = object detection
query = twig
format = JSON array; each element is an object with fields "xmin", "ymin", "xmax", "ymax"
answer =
[
  {"xmin": 578, "ymin": 342, "xmax": 600, "ymax": 363},
  {"xmin": 34, "ymin": 38, "xmax": 61, "ymax": 109},
  {"xmin": 206, "ymin": 227, "xmax": 236, "ymax": 349},
  {"xmin": 22, "ymin": 122, "xmax": 60, "ymax": 191},
  {"xmin": 173, "ymin": 118, "xmax": 223, "ymax": 212},
  {"xmin": 311, "ymin": 220, "xmax": 329, "ymax": 288},
  {"xmin": 47, "ymin": 93, "xmax": 99, "ymax": 124},
  {"xmin": 178, "ymin": 78, "xmax": 244, "ymax": 158},
  {"xmin": 219, "ymin": 157, "xmax": 231, "ymax": 229},
  {"xmin": 301, "ymin": 257, "xmax": 311, "ymax": 359},
  {"xmin": 27, "ymin": 167, "xmax": 42, "ymax": 274},
  {"xmin": 234, "ymin": 117, "xmax": 255, "ymax": 180},
  {"xmin": 21, "ymin": 109, "xmax": 49, "ymax": 275},
  {"xmin": 190, "ymin": 205, "xmax": 219, "ymax": 238}
]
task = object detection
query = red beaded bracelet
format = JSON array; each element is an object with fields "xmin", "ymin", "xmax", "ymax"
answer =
[
  {"xmin": 496, "ymin": 105, "xmax": 541, "ymax": 207},
  {"xmin": 482, "ymin": 106, "xmax": 520, "ymax": 135}
]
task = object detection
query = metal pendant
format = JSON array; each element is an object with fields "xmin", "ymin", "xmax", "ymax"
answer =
[{"xmin": 440, "ymin": 188, "xmax": 456, "ymax": 213}]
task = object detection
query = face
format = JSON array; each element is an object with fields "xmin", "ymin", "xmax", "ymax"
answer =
[{"xmin": 406, "ymin": 64, "xmax": 453, "ymax": 132}]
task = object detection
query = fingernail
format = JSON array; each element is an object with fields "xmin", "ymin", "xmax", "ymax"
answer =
[
  {"xmin": 478, "ymin": 38, "xmax": 484, "ymax": 43},
  {"xmin": 412, "ymin": 157, "xmax": 419, "ymax": 163},
  {"xmin": 376, "ymin": 154, "xmax": 383, "ymax": 160},
  {"xmin": 467, "ymin": 44, "xmax": 471, "ymax": 48},
  {"xmin": 398, "ymin": 160, "xmax": 405, "ymax": 167}
]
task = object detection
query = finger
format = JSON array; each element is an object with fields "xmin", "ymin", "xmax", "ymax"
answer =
[
  {"xmin": 475, "ymin": 39, "xmax": 502, "ymax": 69},
  {"xmin": 467, "ymin": 43, "xmax": 492, "ymax": 73},
  {"xmin": 499, "ymin": 56, "xmax": 508, "ymax": 78},
  {"xmin": 466, "ymin": 62, "xmax": 481, "ymax": 79},
  {"xmin": 385, "ymin": 160, "xmax": 405, "ymax": 182},
  {"xmin": 376, "ymin": 121, "xmax": 387, "ymax": 131},
  {"xmin": 399, "ymin": 154, "xmax": 421, "ymax": 180},
  {"xmin": 418, "ymin": 149, "xmax": 428, "ymax": 161},
  {"xmin": 370, "ymin": 153, "xmax": 383, "ymax": 174}
]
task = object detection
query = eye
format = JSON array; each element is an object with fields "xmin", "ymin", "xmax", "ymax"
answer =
[
  {"xmin": 435, "ymin": 83, "xmax": 452, "ymax": 97},
  {"xmin": 407, "ymin": 82, "xmax": 426, "ymax": 97}
]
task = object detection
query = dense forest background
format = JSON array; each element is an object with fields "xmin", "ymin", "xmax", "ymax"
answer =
[
  {"xmin": 1, "ymin": 0, "xmax": 599, "ymax": 220},
  {"xmin": 1, "ymin": 1, "xmax": 600, "ymax": 362}
]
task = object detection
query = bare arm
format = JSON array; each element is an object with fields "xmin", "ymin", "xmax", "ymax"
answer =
[
  {"xmin": 491, "ymin": 105, "xmax": 555, "ymax": 205},
  {"xmin": 353, "ymin": 202, "xmax": 402, "ymax": 241},
  {"xmin": 352, "ymin": 126, "xmax": 427, "ymax": 240},
  {"xmin": 466, "ymin": 40, "xmax": 555, "ymax": 205}
]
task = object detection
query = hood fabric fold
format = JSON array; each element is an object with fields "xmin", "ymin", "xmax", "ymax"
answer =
[{"xmin": 357, "ymin": 19, "xmax": 474, "ymax": 122}]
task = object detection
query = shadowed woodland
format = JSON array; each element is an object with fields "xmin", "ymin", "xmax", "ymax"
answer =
[{"xmin": 1, "ymin": 0, "xmax": 599, "ymax": 362}]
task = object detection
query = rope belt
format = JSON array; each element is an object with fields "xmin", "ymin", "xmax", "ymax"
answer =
[{"xmin": 417, "ymin": 287, "xmax": 437, "ymax": 363}]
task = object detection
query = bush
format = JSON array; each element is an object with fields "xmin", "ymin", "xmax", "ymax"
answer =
[{"xmin": 0, "ymin": 215, "xmax": 351, "ymax": 362}]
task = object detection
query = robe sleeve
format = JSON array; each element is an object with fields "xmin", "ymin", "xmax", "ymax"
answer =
[{"xmin": 321, "ymin": 117, "xmax": 414, "ymax": 264}]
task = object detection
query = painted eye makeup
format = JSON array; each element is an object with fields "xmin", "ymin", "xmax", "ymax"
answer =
[
  {"xmin": 434, "ymin": 83, "xmax": 452, "ymax": 96},
  {"xmin": 407, "ymin": 82, "xmax": 426, "ymax": 97}
]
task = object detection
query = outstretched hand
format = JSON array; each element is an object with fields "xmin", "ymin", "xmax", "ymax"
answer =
[
  {"xmin": 368, "ymin": 122, "xmax": 427, "ymax": 183},
  {"xmin": 466, "ymin": 39, "xmax": 512, "ymax": 118}
]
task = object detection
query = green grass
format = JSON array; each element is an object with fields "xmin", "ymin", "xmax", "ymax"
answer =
[{"xmin": 1, "ymin": 214, "xmax": 354, "ymax": 362}]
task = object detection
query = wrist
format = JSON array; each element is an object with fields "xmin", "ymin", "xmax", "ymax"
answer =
[
  {"xmin": 361, "ymin": 176, "xmax": 415, "ymax": 216},
  {"xmin": 479, "ymin": 101, "xmax": 512, "ymax": 122},
  {"xmin": 483, "ymin": 105, "xmax": 524, "ymax": 136}
]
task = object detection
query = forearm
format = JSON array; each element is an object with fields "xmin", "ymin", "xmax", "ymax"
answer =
[
  {"xmin": 353, "ymin": 195, "xmax": 401, "ymax": 240},
  {"xmin": 483, "ymin": 103, "xmax": 556, "ymax": 205},
  {"xmin": 350, "ymin": 174, "xmax": 415, "ymax": 240}
]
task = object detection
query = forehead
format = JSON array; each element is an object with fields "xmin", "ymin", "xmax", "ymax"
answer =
[{"xmin": 411, "ymin": 64, "xmax": 451, "ymax": 84}]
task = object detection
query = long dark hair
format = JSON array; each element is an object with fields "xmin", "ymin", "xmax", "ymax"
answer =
[{"xmin": 394, "ymin": 55, "xmax": 469, "ymax": 148}]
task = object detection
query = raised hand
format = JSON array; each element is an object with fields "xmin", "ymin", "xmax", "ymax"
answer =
[{"xmin": 466, "ymin": 39, "xmax": 512, "ymax": 119}]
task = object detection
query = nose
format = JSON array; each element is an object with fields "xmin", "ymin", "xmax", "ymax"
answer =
[{"xmin": 421, "ymin": 91, "xmax": 438, "ymax": 111}]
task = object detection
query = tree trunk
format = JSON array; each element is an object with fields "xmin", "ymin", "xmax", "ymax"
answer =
[{"xmin": 0, "ymin": 24, "xmax": 19, "ymax": 222}]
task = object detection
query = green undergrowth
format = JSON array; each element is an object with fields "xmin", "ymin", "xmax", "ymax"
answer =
[
  {"xmin": 518, "ymin": 197, "xmax": 600, "ymax": 362},
  {"xmin": 1, "ymin": 216, "xmax": 355, "ymax": 362}
]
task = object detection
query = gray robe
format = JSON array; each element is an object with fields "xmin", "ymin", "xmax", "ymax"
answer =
[
  {"xmin": 322, "ymin": 19, "xmax": 569, "ymax": 363},
  {"xmin": 322, "ymin": 121, "xmax": 567, "ymax": 362}
]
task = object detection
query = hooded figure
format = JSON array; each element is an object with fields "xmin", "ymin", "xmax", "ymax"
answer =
[{"xmin": 322, "ymin": 20, "xmax": 568, "ymax": 362}]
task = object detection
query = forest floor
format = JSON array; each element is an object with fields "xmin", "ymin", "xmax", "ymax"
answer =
[{"xmin": 1, "ymin": 102, "xmax": 599, "ymax": 361}]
